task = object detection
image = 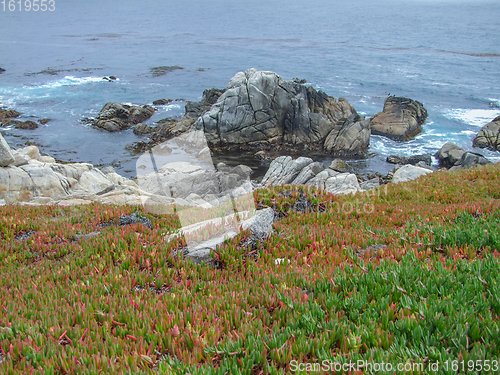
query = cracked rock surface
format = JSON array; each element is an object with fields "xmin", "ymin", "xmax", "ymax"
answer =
[{"xmin": 192, "ymin": 69, "xmax": 361, "ymax": 153}]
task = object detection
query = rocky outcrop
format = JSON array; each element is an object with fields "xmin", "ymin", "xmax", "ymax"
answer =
[
  {"xmin": 260, "ymin": 155, "xmax": 360, "ymax": 195},
  {"xmin": 136, "ymin": 131, "xmax": 253, "ymax": 210},
  {"xmin": 133, "ymin": 123, "xmax": 153, "ymax": 136},
  {"xmin": 0, "ymin": 136, "xmax": 176, "ymax": 206},
  {"xmin": 170, "ymin": 208, "xmax": 275, "ymax": 265},
  {"xmin": 193, "ymin": 69, "xmax": 358, "ymax": 153},
  {"xmin": 392, "ymin": 165, "xmax": 433, "ymax": 184},
  {"xmin": 387, "ymin": 153, "xmax": 432, "ymax": 166},
  {"xmin": 134, "ymin": 89, "xmax": 225, "ymax": 152},
  {"xmin": 0, "ymin": 108, "xmax": 21, "ymax": 126},
  {"xmin": 94, "ymin": 102, "xmax": 156, "ymax": 132},
  {"xmin": 473, "ymin": 116, "xmax": 500, "ymax": 151},
  {"xmin": 323, "ymin": 114, "xmax": 370, "ymax": 156},
  {"xmin": 435, "ymin": 142, "xmax": 491, "ymax": 170},
  {"xmin": 370, "ymin": 96, "xmax": 428, "ymax": 141},
  {"xmin": 14, "ymin": 120, "xmax": 38, "ymax": 130}
]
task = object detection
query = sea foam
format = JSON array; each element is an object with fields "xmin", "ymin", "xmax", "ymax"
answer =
[{"xmin": 444, "ymin": 108, "xmax": 500, "ymax": 127}]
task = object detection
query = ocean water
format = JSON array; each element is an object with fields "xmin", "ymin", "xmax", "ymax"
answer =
[{"xmin": 1, "ymin": 0, "xmax": 499, "ymax": 178}]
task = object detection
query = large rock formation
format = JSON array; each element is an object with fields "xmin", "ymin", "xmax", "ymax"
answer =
[
  {"xmin": 370, "ymin": 96, "xmax": 428, "ymax": 141},
  {"xmin": 435, "ymin": 142, "xmax": 491, "ymax": 170},
  {"xmin": 94, "ymin": 102, "xmax": 156, "ymax": 132},
  {"xmin": 192, "ymin": 69, "xmax": 363, "ymax": 154},
  {"xmin": 473, "ymin": 116, "xmax": 500, "ymax": 151},
  {"xmin": 260, "ymin": 155, "xmax": 361, "ymax": 195}
]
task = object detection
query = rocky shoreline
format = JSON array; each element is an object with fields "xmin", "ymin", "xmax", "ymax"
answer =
[{"xmin": 1, "ymin": 69, "xmax": 499, "ymax": 209}]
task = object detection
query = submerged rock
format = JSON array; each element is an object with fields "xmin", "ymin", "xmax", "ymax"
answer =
[
  {"xmin": 370, "ymin": 96, "xmax": 428, "ymax": 141},
  {"xmin": 94, "ymin": 102, "xmax": 156, "ymax": 132},
  {"xmin": 14, "ymin": 120, "xmax": 38, "ymax": 130},
  {"xmin": 473, "ymin": 116, "xmax": 500, "ymax": 152},
  {"xmin": 387, "ymin": 153, "xmax": 432, "ymax": 166}
]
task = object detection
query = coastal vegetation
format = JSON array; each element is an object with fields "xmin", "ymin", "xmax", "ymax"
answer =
[{"xmin": 1, "ymin": 164, "xmax": 500, "ymax": 374}]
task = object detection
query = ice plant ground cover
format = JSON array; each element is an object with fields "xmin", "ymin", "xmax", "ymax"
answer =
[{"xmin": 1, "ymin": 165, "xmax": 500, "ymax": 374}]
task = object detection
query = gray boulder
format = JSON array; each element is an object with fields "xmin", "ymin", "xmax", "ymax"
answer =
[
  {"xmin": 0, "ymin": 133, "xmax": 14, "ymax": 167},
  {"xmin": 306, "ymin": 169, "xmax": 360, "ymax": 195},
  {"xmin": 392, "ymin": 164, "xmax": 432, "ymax": 183},
  {"xmin": 370, "ymin": 96, "xmax": 428, "ymax": 141},
  {"xmin": 261, "ymin": 156, "xmax": 314, "ymax": 186},
  {"xmin": 457, "ymin": 152, "xmax": 491, "ymax": 169},
  {"xmin": 434, "ymin": 142, "xmax": 467, "ymax": 169},
  {"xmin": 193, "ymin": 69, "xmax": 357, "ymax": 152},
  {"xmin": 94, "ymin": 102, "xmax": 156, "ymax": 132},
  {"xmin": 473, "ymin": 116, "xmax": 500, "ymax": 151},
  {"xmin": 323, "ymin": 113, "xmax": 371, "ymax": 156},
  {"xmin": 435, "ymin": 142, "xmax": 491, "ymax": 170}
]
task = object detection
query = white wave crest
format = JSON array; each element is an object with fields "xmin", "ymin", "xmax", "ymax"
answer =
[
  {"xmin": 444, "ymin": 108, "xmax": 500, "ymax": 127},
  {"xmin": 38, "ymin": 76, "xmax": 108, "ymax": 89}
]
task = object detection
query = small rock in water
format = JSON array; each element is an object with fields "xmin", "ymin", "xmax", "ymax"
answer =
[
  {"xmin": 119, "ymin": 212, "xmax": 153, "ymax": 230},
  {"xmin": 153, "ymin": 99, "xmax": 172, "ymax": 106},
  {"xmin": 150, "ymin": 66, "xmax": 184, "ymax": 77},
  {"xmin": 39, "ymin": 118, "xmax": 51, "ymax": 125},
  {"xmin": 0, "ymin": 68, "xmax": 5, "ymax": 73},
  {"xmin": 14, "ymin": 120, "xmax": 38, "ymax": 130}
]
